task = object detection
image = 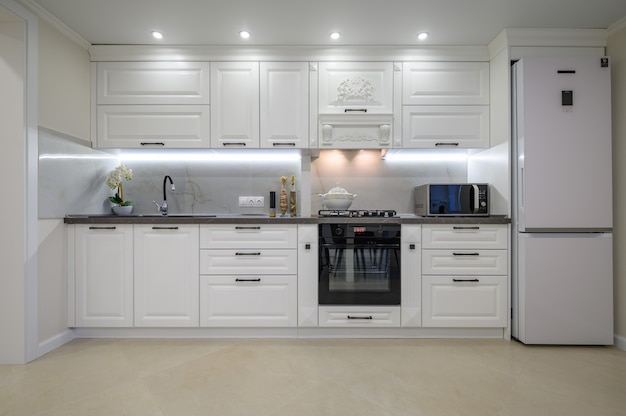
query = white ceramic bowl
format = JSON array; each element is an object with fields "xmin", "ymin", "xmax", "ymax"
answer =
[
  {"xmin": 319, "ymin": 183, "xmax": 357, "ymax": 210},
  {"xmin": 322, "ymin": 198, "xmax": 354, "ymax": 210}
]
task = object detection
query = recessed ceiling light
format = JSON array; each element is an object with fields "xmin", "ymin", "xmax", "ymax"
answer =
[
  {"xmin": 151, "ymin": 31, "xmax": 163, "ymax": 40},
  {"xmin": 330, "ymin": 32, "xmax": 341, "ymax": 40},
  {"xmin": 239, "ymin": 30, "xmax": 251, "ymax": 39},
  {"xmin": 417, "ymin": 32, "xmax": 429, "ymax": 41}
]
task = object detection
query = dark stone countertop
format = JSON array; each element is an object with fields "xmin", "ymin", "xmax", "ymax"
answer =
[{"xmin": 64, "ymin": 214, "xmax": 511, "ymax": 225}]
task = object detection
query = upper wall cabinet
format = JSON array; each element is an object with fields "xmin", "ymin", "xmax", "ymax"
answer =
[
  {"xmin": 401, "ymin": 62, "xmax": 490, "ymax": 149},
  {"xmin": 317, "ymin": 62, "xmax": 396, "ymax": 149},
  {"xmin": 94, "ymin": 62, "xmax": 211, "ymax": 148},
  {"xmin": 210, "ymin": 62, "xmax": 260, "ymax": 148},
  {"xmin": 96, "ymin": 62, "xmax": 210, "ymax": 105},
  {"xmin": 402, "ymin": 62, "xmax": 489, "ymax": 105},
  {"xmin": 319, "ymin": 62, "xmax": 393, "ymax": 114},
  {"xmin": 260, "ymin": 62, "xmax": 309, "ymax": 149}
]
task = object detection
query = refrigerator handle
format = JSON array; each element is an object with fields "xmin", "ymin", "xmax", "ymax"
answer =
[{"xmin": 472, "ymin": 184, "xmax": 479, "ymax": 213}]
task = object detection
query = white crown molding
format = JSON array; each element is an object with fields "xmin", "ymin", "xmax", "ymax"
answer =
[
  {"xmin": 608, "ymin": 16, "xmax": 626, "ymax": 36},
  {"xmin": 15, "ymin": 0, "xmax": 91, "ymax": 50},
  {"xmin": 88, "ymin": 44, "xmax": 491, "ymax": 62},
  {"xmin": 502, "ymin": 28, "xmax": 608, "ymax": 47}
]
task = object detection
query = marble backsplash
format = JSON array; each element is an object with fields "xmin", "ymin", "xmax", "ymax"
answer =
[{"xmin": 39, "ymin": 128, "xmax": 467, "ymax": 218}]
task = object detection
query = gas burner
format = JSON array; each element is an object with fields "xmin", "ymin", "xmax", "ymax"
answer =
[{"xmin": 318, "ymin": 210, "xmax": 397, "ymax": 218}]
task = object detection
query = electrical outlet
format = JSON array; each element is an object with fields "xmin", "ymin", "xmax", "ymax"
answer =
[{"xmin": 238, "ymin": 196, "xmax": 265, "ymax": 208}]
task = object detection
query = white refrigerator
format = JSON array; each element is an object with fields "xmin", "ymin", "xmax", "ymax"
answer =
[{"xmin": 511, "ymin": 56, "xmax": 614, "ymax": 345}]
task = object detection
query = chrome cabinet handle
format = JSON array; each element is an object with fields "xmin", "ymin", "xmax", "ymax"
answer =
[
  {"xmin": 347, "ymin": 315, "xmax": 373, "ymax": 320},
  {"xmin": 222, "ymin": 142, "xmax": 247, "ymax": 147},
  {"xmin": 235, "ymin": 278, "xmax": 261, "ymax": 282},
  {"xmin": 89, "ymin": 226, "xmax": 116, "ymax": 230},
  {"xmin": 452, "ymin": 252, "xmax": 480, "ymax": 256},
  {"xmin": 235, "ymin": 252, "xmax": 261, "ymax": 256},
  {"xmin": 344, "ymin": 108, "xmax": 367, "ymax": 113},
  {"xmin": 453, "ymin": 226, "xmax": 480, "ymax": 230},
  {"xmin": 272, "ymin": 142, "xmax": 296, "ymax": 147},
  {"xmin": 140, "ymin": 142, "xmax": 165, "ymax": 146},
  {"xmin": 152, "ymin": 226, "xmax": 179, "ymax": 230},
  {"xmin": 453, "ymin": 278, "xmax": 480, "ymax": 282},
  {"xmin": 435, "ymin": 142, "xmax": 459, "ymax": 147},
  {"xmin": 235, "ymin": 226, "xmax": 261, "ymax": 230}
]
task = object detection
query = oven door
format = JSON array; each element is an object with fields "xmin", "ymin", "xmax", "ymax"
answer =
[{"xmin": 319, "ymin": 225, "xmax": 401, "ymax": 305}]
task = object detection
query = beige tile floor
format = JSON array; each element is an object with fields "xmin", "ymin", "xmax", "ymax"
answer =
[{"xmin": 1, "ymin": 338, "xmax": 625, "ymax": 416}]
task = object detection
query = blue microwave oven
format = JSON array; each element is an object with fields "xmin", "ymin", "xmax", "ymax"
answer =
[{"xmin": 414, "ymin": 184, "xmax": 489, "ymax": 216}]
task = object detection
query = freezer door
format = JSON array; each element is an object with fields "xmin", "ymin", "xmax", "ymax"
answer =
[
  {"xmin": 515, "ymin": 233, "xmax": 613, "ymax": 345},
  {"xmin": 514, "ymin": 57, "xmax": 612, "ymax": 232}
]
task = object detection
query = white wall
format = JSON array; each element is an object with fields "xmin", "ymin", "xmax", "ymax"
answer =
[
  {"xmin": 0, "ymin": 18, "xmax": 26, "ymax": 363},
  {"xmin": 36, "ymin": 18, "xmax": 90, "ymax": 352},
  {"xmin": 607, "ymin": 23, "xmax": 626, "ymax": 344}
]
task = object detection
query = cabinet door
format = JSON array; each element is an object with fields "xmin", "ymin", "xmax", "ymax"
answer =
[
  {"xmin": 211, "ymin": 62, "xmax": 260, "ymax": 148},
  {"xmin": 422, "ymin": 249, "xmax": 508, "ymax": 276},
  {"xmin": 200, "ymin": 224, "xmax": 297, "ymax": 249},
  {"xmin": 134, "ymin": 225, "xmax": 199, "ymax": 327},
  {"xmin": 402, "ymin": 105, "xmax": 489, "ymax": 149},
  {"xmin": 318, "ymin": 62, "xmax": 393, "ymax": 114},
  {"xmin": 200, "ymin": 275, "xmax": 297, "ymax": 327},
  {"xmin": 74, "ymin": 225, "xmax": 133, "ymax": 327},
  {"xmin": 401, "ymin": 225, "xmax": 421, "ymax": 327},
  {"xmin": 297, "ymin": 225, "xmax": 318, "ymax": 327},
  {"xmin": 97, "ymin": 62, "xmax": 210, "ymax": 105},
  {"xmin": 260, "ymin": 62, "xmax": 309, "ymax": 149},
  {"xmin": 422, "ymin": 224, "xmax": 508, "ymax": 249},
  {"xmin": 403, "ymin": 62, "xmax": 489, "ymax": 105},
  {"xmin": 96, "ymin": 105, "xmax": 210, "ymax": 148},
  {"xmin": 422, "ymin": 275, "xmax": 507, "ymax": 327}
]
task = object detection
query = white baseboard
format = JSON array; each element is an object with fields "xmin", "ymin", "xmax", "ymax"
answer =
[
  {"xmin": 38, "ymin": 329, "xmax": 75, "ymax": 358},
  {"xmin": 614, "ymin": 334, "xmax": 626, "ymax": 351}
]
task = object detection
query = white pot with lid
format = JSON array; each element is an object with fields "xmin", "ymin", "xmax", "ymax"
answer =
[{"xmin": 318, "ymin": 183, "xmax": 357, "ymax": 210}]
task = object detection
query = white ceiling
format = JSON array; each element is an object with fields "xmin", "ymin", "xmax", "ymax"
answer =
[{"xmin": 17, "ymin": 0, "xmax": 626, "ymax": 46}]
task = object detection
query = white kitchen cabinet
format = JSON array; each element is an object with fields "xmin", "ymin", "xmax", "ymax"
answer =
[
  {"xmin": 297, "ymin": 225, "xmax": 318, "ymax": 327},
  {"xmin": 210, "ymin": 62, "xmax": 260, "ymax": 148},
  {"xmin": 96, "ymin": 105, "xmax": 210, "ymax": 148},
  {"xmin": 422, "ymin": 275, "xmax": 506, "ymax": 327},
  {"xmin": 402, "ymin": 62, "xmax": 489, "ymax": 105},
  {"xmin": 96, "ymin": 62, "xmax": 210, "ymax": 105},
  {"xmin": 260, "ymin": 62, "xmax": 309, "ymax": 149},
  {"xmin": 199, "ymin": 224, "xmax": 298, "ymax": 327},
  {"xmin": 134, "ymin": 224, "xmax": 199, "ymax": 327},
  {"xmin": 401, "ymin": 225, "xmax": 421, "ymax": 327},
  {"xmin": 402, "ymin": 105, "xmax": 489, "ymax": 149},
  {"xmin": 73, "ymin": 224, "xmax": 134, "ymax": 327},
  {"xmin": 318, "ymin": 62, "xmax": 395, "ymax": 149},
  {"xmin": 318, "ymin": 62, "xmax": 394, "ymax": 114},
  {"xmin": 318, "ymin": 306, "xmax": 401, "ymax": 327},
  {"xmin": 421, "ymin": 224, "xmax": 508, "ymax": 328},
  {"xmin": 200, "ymin": 275, "xmax": 296, "ymax": 327}
]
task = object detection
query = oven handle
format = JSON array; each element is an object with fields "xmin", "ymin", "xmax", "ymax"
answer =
[
  {"xmin": 347, "ymin": 315, "xmax": 373, "ymax": 320},
  {"xmin": 321, "ymin": 243, "xmax": 400, "ymax": 249}
]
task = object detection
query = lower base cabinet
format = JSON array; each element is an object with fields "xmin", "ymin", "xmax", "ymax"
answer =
[
  {"xmin": 422, "ymin": 275, "xmax": 507, "ymax": 327},
  {"xmin": 134, "ymin": 225, "xmax": 200, "ymax": 327},
  {"xmin": 319, "ymin": 306, "xmax": 401, "ymax": 327},
  {"xmin": 200, "ymin": 276, "xmax": 297, "ymax": 327}
]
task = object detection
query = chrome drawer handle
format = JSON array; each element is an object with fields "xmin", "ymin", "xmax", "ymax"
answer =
[
  {"xmin": 453, "ymin": 278, "xmax": 480, "ymax": 283},
  {"xmin": 347, "ymin": 315, "xmax": 373, "ymax": 320},
  {"xmin": 235, "ymin": 278, "xmax": 261, "ymax": 282},
  {"xmin": 235, "ymin": 226, "xmax": 261, "ymax": 230},
  {"xmin": 235, "ymin": 252, "xmax": 261, "ymax": 256},
  {"xmin": 89, "ymin": 226, "xmax": 116, "ymax": 230},
  {"xmin": 152, "ymin": 226, "xmax": 179, "ymax": 230}
]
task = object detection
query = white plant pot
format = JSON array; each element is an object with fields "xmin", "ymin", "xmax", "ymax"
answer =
[{"xmin": 112, "ymin": 205, "xmax": 134, "ymax": 215}]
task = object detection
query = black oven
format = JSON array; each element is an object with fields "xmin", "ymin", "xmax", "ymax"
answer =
[{"xmin": 319, "ymin": 223, "xmax": 401, "ymax": 305}]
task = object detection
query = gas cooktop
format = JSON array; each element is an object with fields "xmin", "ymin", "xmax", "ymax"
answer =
[{"xmin": 318, "ymin": 209, "xmax": 397, "ymax": 218}]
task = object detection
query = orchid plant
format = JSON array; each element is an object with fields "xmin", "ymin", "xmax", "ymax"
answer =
[{"xmin": 106, "ymin": 164, "xmax": 134, "ymax": 206}]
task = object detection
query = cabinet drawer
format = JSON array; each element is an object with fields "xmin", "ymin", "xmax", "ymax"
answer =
[
  {"xmin": 200, "ymin": 249, "xmax": 297, "ymax": 275},
  {"xmin": 318, "ymin": 306, "xmax": 400, "ymax": 327},
  {"xmin": 402, "ymin": 105, "xmax": 489, "ymax": 149},
  {"xmin": 422, "ymin": 224, "xmax": 508, "ymax": 249},
  {"xmin": 200, "ymin": 224, "xmax": 297, "ymax": 249},
  {"xmin": 422, "ymin": 275, "xmax": 507, "ymax": 327},
  {"xmin": 422, "ymin": 249, "xmax": 507, "ymax": 275},
  {"xmin": 402, "ymin": 62, "xmax": 489, "ymax": 105},
  {"xmin": 96, "ymin": 105, "xmax": 210, "ymax": 148},
  {"xmin": 200, "ymin": 275, "xmax": 296, "ymax": 327},
  {"xmin": 97, "ymin": 62, "xmax": 210, "ymax": 105}
]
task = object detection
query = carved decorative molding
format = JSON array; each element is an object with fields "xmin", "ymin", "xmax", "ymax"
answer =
[{"xmin": 332, "ymin": 75, "xmax": 380, "ymax": 106}]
